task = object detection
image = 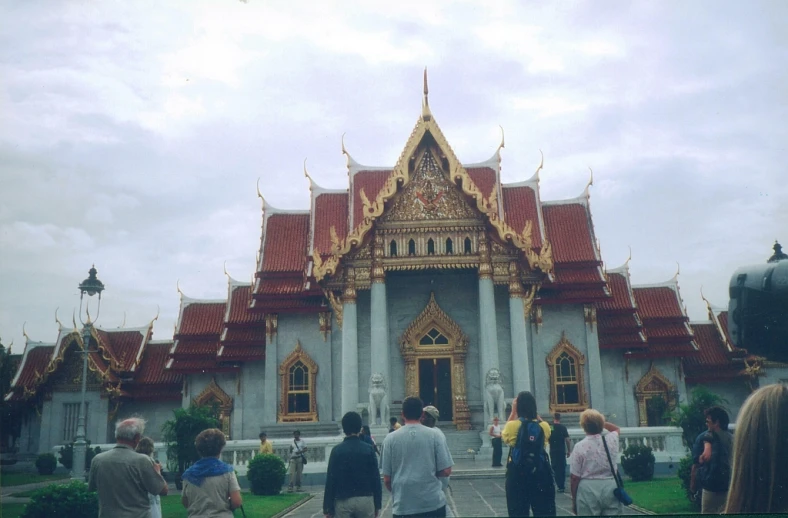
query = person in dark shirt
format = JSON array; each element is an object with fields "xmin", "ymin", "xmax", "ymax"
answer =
[
  {"xmin": 324, "ymin": 411, "xmax": 382, "ymax": 518},
  {"xmin": 548, "ymin": 413, "xmax": 571, "ymax": 493}
]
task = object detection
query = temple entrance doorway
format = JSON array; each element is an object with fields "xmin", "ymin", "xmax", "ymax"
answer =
[{"xmin": 418, "ymin": 358, "xmax": 453, "ymax": 421}]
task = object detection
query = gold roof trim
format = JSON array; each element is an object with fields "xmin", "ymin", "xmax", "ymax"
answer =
[{"xmin": 313, "ymin": 103, "xmax": 554, "ymax": 282}]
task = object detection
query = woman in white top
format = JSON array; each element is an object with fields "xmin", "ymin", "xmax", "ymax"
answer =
[
  {"xmin": 488, "ymin": 416, "xmax": 503, "ymax": 467},
  {"xmin": 135, "ymin": 437, "xmax": 163, "ymax": 518},
  {"xmin": 569, "ymin": 409, "xmax": 622, "ymax": 516}
]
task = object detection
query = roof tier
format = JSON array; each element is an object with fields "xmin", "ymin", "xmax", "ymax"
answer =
[{"xmin": 627, "ymin": 284, "xmax": 697, "ymax": 358}]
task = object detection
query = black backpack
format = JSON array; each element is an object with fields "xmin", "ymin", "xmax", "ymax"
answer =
[
  {"xmin": 510, "ymin": 418, "xmax": 546, "ymax": 475},
  {"xmin": 701, "ymin": 430, "xmax": 732, "ymax": 493}
]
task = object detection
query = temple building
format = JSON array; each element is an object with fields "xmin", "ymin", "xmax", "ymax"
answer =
[{"xmin": 5, "ymin": 81, "xmax": 784, "ymax": 456}]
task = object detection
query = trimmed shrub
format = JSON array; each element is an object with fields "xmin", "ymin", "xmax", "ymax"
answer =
[
  {"xmin": 247, "ymin": 453, "xmax": 287, "ymax": 495},
  {"xmin": 34, "ymin": 453, "xmax": 57, "ymax": 475},
  {"xmin": 21, "ymin": 480, "xmax": 98, "ymax": 518},
  {"xmin": 161, "ymin": 404, "xmax": 220, "ymax": 477},
  {"xmin": 621, "ymin": 443, "xmax": 655, "ymax": 481},
  {"xmin": 58, "ymin": 441, "xmax": 102, "ymax": 470}
]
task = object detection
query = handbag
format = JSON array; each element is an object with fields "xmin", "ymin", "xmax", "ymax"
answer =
[
  {"xmin": 294, "ymin": 439, "xmax": 307, "ymax": 465},
  {"xmin": 602, "ymin": 433, "xmax": 633, "ymax": 506}
]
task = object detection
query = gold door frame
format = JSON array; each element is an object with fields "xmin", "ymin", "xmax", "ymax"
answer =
[{"xmin": 400, "ymin": 293, "xmax": 471, "ymax": 430}]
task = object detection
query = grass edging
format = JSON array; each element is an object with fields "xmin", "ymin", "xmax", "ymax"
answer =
[{"xmin": 270, "ymin": 493, "xmax": 312, "ymax": 518}]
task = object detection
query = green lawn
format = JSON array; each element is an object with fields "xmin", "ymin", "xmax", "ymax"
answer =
[
  {"xmin": 625, "ymin": 477, "xmax": 697, "ymax": 515},
  {"xmin": 0, "ymin": 472, "xmax": 69, "ymax": 487},
  {"xmin": 1, "ymin": 493, "xmax": 309, "ymax": 518}
]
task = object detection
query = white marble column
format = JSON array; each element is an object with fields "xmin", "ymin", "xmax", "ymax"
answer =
[
  {"xmin": 370, "ymin": 239, "xmax": 390, "ymax": 424},
  {"xmin": 263, "ymin": 314, "xmax": 278, "ymax": 423},
  {"xmin": 477, "ymin": 234, "xmax": 500, "ymax": 418},
  {"xmin": 583, "ymin": 305, "xmax": 605, "ymax": 412},
  {"xmin": 508, "ymin": 262, "xmax": 532, "ymax": 394},
  {"xmin": 341, "ymin": 269, "xmax": 359, "ymax": 415}
]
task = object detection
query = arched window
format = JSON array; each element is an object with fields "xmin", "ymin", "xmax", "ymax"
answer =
[
  {"xmin": 279, "ymin": 342, "xmax": 318, "ymax": 422},
  {"xmin": 408, "ymin": 239, "xmax": 416, "ymax": 256},
  {"xmin": 427, "ymin": 238, "xmax": 435, "ymax": 255},
  {"xmin": 445, "ymin": 238, "xmax": 453, "ymax": 254},
  {"xmin": 635, "ymin": 365, "xmax": 677, "ymax": 427},
  {"xmin": 546, "ymin": 333, "xmax": 588, "ymax": 412},
  {"xmin": 390, "ymin": 240, "xmax": 398, "ymax": 257},
  {"xmin": 464, "ymin": 237, "xmax": 472, "ymax": 254}
]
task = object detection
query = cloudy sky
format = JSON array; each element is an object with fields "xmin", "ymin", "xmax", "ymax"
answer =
[{"xmin": 1, "ymin": 0, "xmax": 786, "ymax": 350}]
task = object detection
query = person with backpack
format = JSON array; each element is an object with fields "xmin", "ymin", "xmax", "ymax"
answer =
[
  {"xmin": 501, "ymin": 391, "xmax": 556, "ymax": 517},
  {"xmin": 697, "ymin": 406, "xmax": 732, "ymax": 514},
  {"xmin": 569, "ymin": 409, "xmax": 622, "ymax": 516}
]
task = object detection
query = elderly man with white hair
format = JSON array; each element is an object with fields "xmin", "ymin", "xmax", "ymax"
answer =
[{"xmin": 88, "ymin": 417, "xmax": 169, "ymax": 518}]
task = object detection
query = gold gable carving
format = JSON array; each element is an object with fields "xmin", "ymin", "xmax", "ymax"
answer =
[
  {"xmin": 380, "ymin": 149, "xmax": 481, "ymax": 223},
  {"xmin": 634, "ymin": 364, "xmax": 677, "ymax": 427},
  {"xmin": 278, "ymin": 341, "xmax": 319, "ymax": 422},
  {"xmin": 312, "ymin": 110, "xmax": 554, "ymax": 284},
  {"xmin": 400, "ymin": 292, "xmax": 471, "ymax": 430},
  {"xmin": 194, "ymin": 378, "xmax": 233, "ymax": 438}
]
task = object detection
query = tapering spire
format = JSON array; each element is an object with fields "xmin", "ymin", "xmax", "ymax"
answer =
[{"xmin": 421, "ymin": 67, "xmax": 432, "ymax": 120}]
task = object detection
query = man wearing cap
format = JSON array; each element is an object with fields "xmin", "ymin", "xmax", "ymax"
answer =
[{"xmin": 421, "ymin": 406, "xmax": 453, "ymax": 517}]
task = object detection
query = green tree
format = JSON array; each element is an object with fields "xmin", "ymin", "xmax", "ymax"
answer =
[
  {"xmin": 671, "ymin": 386, "xmax": 728, "ymax": 447},
  {"xmin": 0, "ymin": 340, "xmax": 24, "ymax": 454},
  {"xmin": 161, "ymin": 404, "xmax": 220, "ymax": 480}
]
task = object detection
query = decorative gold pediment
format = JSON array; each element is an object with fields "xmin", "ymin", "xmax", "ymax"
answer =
[
  {"xmin": 380, "ymin": 149, "xmax": 481, "ymax": 224},
  {"xmin": 312, "ymin": 102, "xmax": 553, "ymax": 284},
  {"xmin": 400, "ymin": 293, "xmax": 468, "ymax": 357}
]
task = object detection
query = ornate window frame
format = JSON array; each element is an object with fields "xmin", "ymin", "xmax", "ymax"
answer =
[
  {"xmin": 546, "ymin": 333, "xmax": 589, "ymax": 413},
  {"xmin": 635, "ymin": 364, "xmax": 677, "ymax": 427},
  {"xmin": 278, "ymin": 341, "xmax": 319, "ymax": 422},
  {"xmin": 194, "ymin": 378, "xmax": 233, "ymax": 438}
]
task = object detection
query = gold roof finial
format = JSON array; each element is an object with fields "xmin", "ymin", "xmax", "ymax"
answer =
[
  {"xmin": 55, "ymin": 307, "xmax": 63, "ymax": 328},
  {"xmin": 674, "ymin": 262, "xmax": 681, "ymax": 279},
  {"xmin": 303, "ymin": 158, "xmax": 313, "ymax": 192},
  {"xmin": 7, "ymin": 340, "xmax": 11, "ymax": 355},
  {"xmin": 533, "ymin": 149, "xmax": 544, "ymax": 181},
  {"xmin": 150, "ymin": 305, "xmax": 160, "ymax": 325},
  {"xmin": 72, "ymin": 310, "xmax": 78, "ymax": 332},
  {"xmin": 223, "ymin": 261, "xmax": 230, "ymax": 279},
  {"xmin": 120, "ymin": 311, "xmax": 126, "ymax": 328},
  {"xmin": 624, "ymin": 246, "xmax": 632, "ymax": 268},
  {"xmin": 22, "ymin": 322, "xmax": 29, "ymax": 342},
  {"xmin": 582, "ymin": 167, "xmax": 594, "ymax": 198},
  {"xmin": 256, "ymin": 177, "xmax": 266, "ymax": 212},
  {"xmin": 496, "ymin": 125, "xmax": 505, "ymax": 154},
  {"xmin": 421, "ymin": 67, "xmax": 432, "ymax": 120},
  {"xmin": 176, "ymin": 279, "xmax": 183, "ymax": 297}
]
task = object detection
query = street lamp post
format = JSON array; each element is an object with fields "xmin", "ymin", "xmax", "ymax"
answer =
[{"xmin": 72, "ymin": 265, "xmax": 105, "ymax": 480}]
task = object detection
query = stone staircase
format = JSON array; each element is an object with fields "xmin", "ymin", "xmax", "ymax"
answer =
[
  {"xmin": 262, "ymin": 422, "xmax": 341, "ymax": 439},
  {"xmin": 440, "ymin": 426, "xmax": 482, "ymax": 460}
]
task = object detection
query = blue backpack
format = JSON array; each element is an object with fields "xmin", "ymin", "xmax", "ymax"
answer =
[{"xmin": 510, "ymin": 419, "xmax": 546, "ymax": 475}]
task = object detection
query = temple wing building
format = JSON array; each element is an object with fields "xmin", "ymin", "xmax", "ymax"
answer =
[{"xmin": 7, "ymin": 84, "xmax": 784, "ymax": 456}]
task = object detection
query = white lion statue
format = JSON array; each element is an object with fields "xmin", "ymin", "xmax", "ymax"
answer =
[
  {"xmin": 484, "ymin": 368, "xmax": 506, "ymax": 424},
  {"xmin": 368, "ymin": 372, "xmax": 389, "ymax": 425}
]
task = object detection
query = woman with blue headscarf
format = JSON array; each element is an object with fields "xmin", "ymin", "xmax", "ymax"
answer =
[{"xmin": 182, "ymin": 428, "xmax": 243, "ymax": 517}]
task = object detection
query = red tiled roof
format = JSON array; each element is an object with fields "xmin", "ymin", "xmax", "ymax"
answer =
[
  {"xmin": 227, "ymin": 285, "xmax": 265, "ymax": 325},
  {"xmin": 539, "ymin": 287, "xmax": 610, "ymax": 302},
  {"xmin": 599, "ymin": 331, "xmax": 648, "ymax": 349},
  {"xmin": 542, "ymin": 204, "xmax": 598, "ymax": 264},
  {"xmin": 643, "ymin": 322, "xmax": 694, "ymax": 339},
  {"xmin": 166, "ymin": 358, "xmax": 219, "ymax": 372},
  {"xmin": 553, "ymin": 267, "xmax": 604, "ymax": 285},
  {"xmin": 257, "ymin": 277, "xmax": 304, "ymax": 295},
  {"xmin": 598, "ymin": 314, "xmax": 640, "ymax": 330},
  {"xmin": 171, "ymin": 339, "xmax": 219, "ymax": 357},
  {"xmin": 502, "ymin": 185, "xmax": 543, "ymax": 248},
  {"xmin": 96, "ymin": 329, "xmax": 145, "ymax": 372},
  {"xmin": 179, "ymin": 303, "xmax": 226, "ymax": 336},
  {"xmin": 11, "ymin": 346, "xmax": 53, "ymax": 390},
  {"xmin": 717, "ymin": 311, "xmax": 732, "ymax": 343},
  {"xmin": 261, "ymin": 213, "xmax": 310, "ymax": 273},
  {"xmin": 466, "ymin": 167, "xmax": 497, "ymax": 200},
  {"xmin": 313, "ymin": 192, "xmax": 349, "ymax": 256},
  {"xmin": 633, "ymin": 286, "xmax": 685, "ymax": 319},
  {"xmin": 597, "ymin": 273, "xmax": 635, "ymax": 311},
  {"xmin": 352, "ymin": 171, "xmax": 391, "ymax": 226},
  {"xmin": 686, "ymin": 324, "xmax": 734, "ymax": 369},
  {"xmin": 134, "ymin": 343, "xmax": 183, "ymax": 385},
  {"xmin": 219, "ymin": 345, "xmax": 264, "ymax": 361},
  {"xmin": 223, "ymin": 327, "xmax": 267, "ymax": 343}
]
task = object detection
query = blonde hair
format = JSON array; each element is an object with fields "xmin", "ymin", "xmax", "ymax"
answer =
[
  {"xmin": 579, "ymin": 409, "xmax": 605, "ymax": 435},
  {"xmin": 725, "ymin": 384, "xmax": 788, "ymax": 513}
]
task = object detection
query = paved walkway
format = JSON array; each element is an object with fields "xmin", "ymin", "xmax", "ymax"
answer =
[{"xmin": 283, "ymin": 479, "xmax": 643, "ymax": 517}]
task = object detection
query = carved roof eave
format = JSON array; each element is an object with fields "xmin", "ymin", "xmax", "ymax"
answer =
[{"xmin": 313, "ymin": 110, "xmax": 554, "ymax": 284}]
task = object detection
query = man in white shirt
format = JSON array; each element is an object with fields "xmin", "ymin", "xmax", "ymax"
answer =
[
  {"xmin": 382, "ymin": 397, "xmax": 453, "ymax": 518},
  {"xmin": 288, "ymin": 430, "xmax": 308, "ymax": 492}
]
